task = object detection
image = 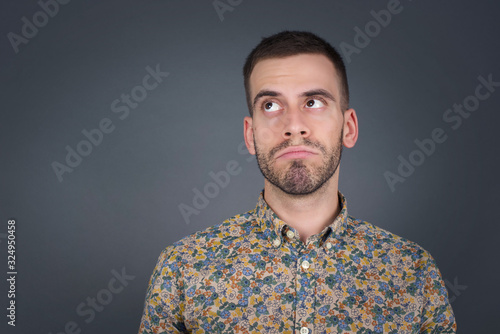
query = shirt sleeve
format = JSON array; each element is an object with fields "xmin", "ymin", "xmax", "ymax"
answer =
[
  {"xmin": 419, "ymin": 252, "xmax": 457, "ymax": 333},
  {"xmin": 138, "ymin": 246, "xmax": 188, "ymax": 333}
]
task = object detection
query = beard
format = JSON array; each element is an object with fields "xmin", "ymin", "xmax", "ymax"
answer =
[{"xmin": 254, "ymin": 129, "xmax": 343, "ymax": 195}]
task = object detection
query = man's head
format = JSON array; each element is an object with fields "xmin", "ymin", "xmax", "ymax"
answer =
[
  {"xmin": 243, "ymin": 31, "xmax": 358, "ymax": 196},
  {"xmin": 243, "ymin": 31, "xmax": 349, "ymax": 116}
]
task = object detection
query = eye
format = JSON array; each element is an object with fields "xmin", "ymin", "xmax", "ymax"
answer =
[
  {"xmin": 305, "ymin": 99, "xmax": 325, "ymax": 109},
  {"xmin": 263, "ymin": 101, "xmax": 281, "ymax": 112}
]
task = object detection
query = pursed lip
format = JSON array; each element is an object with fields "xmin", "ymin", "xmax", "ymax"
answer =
[{"xmin": 275, "ymin": 145, "xmax": 319, "ymax": 159}]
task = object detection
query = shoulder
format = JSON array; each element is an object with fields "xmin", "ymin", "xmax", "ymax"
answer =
[
  {"xmin": 344, "ymin": 215, "xmax": 437, "ymax": 271},
  {"xmin": 159, "ymin": 208, "xmax": 260, "ymax": 264}
]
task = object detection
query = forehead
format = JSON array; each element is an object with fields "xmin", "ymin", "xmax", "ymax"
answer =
[{"xmin": 249, "ymin": 53, "xmax": 340, "ymax": 98}]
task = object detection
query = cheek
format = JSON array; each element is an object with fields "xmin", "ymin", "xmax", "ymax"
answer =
[
  {"xmin": 317, "ymin": 126, "xmax": 342, "ymax": 150},
  {"xmin": 254, "ymin": 121, "xmax": 283, "ymax": 148}
]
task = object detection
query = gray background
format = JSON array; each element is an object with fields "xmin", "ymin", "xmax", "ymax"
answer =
[{"xmin": 1, "ymin": 0, "xmax": 499, "ymax": 332}]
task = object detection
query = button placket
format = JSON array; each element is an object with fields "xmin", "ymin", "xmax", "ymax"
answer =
[{"xmin": 295, "ymin": 251, "xmax": 316, "ymax": 334}]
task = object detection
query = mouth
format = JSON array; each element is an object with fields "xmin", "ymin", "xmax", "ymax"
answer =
[{"xmin": 276, "ymin": 146, "xmax": 318, "ymax": 160}]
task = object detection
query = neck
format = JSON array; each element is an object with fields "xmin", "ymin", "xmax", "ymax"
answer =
[{"xmin": 263, "ymin": 173, "xmax": 341, "ymax": 243}]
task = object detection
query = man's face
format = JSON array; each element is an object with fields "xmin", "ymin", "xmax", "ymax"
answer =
[{"xmin": 244, "ymin": 53, "xmax": 349, "ymax": 195}]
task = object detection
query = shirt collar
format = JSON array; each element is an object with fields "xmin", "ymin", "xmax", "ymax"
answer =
[{"xmin": 254, "ymin": 188, "xmax": 349, "ymax": 249}]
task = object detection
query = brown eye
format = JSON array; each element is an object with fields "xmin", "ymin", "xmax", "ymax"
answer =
[
  {"xmin": 263, "ymin": 102, "xmax": 280, "ymax": 112},
  {"xmin": 305, "ymin": 99, "xmax": 325, "ymax": 109}
]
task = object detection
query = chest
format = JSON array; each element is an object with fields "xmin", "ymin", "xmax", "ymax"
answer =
[{"xmin": 180, "ymin": 244, "xmax": 424, "ymax": 333}]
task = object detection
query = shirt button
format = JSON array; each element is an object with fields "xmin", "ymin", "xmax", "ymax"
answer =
[
  {"xmin": 326, "ymin": 242, "xmax": 332, "ymax": 249},
  {"xmin": 286, "ymin": 230, "xmax": 295, "ymax": 239},
  {"xmin": 300, "ymin": 327, "xmax": 309, "ymax": 334},
  {"xmin": 273, "ymin": 238, "xmax": 281, "ymax": 247},
  {"xmin": 301, "ymin": 260, "xmax": 310, "ymax": 270}
]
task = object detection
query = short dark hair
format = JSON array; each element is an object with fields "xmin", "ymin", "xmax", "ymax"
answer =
[{"xmin": 243, "ymin": 31, "xmax": 349, "ymax": 117}]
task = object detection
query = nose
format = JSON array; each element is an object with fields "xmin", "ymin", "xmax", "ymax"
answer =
[{"xmin": 281, "ymin": 107, "xmax": 311, "ymax": 140}]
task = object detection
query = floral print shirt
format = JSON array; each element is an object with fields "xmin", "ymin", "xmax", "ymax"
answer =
[{"xmin": 138, "ymin": 190, "xmax": 456, "ymax": 333}]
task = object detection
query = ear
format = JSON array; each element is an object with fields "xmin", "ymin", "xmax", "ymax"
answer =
[
  {"xmin": 342, "ymin": 108, "xmax": 359, "ymax": 148},
  {"xmin": 244, "ymin": 116, "xmax": 256, "ymax": 155}
]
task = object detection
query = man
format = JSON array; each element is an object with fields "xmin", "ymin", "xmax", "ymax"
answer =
[{"xmin": 138, "ymin": 31, "xmax": 456, "ymax": 333}]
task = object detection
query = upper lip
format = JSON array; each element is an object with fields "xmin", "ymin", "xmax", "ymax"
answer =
[{"xmin": 276, "ymin": 145, "xmax": 318, "ymax": 158}]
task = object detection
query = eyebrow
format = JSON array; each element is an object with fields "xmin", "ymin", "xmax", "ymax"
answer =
[
  {"xmin": 300, "ymin": 89, "xmax": 336, "ymax": 102},
  {"xmin": 252, "ymin": 89, "xmax": 336, "ymax": 110}
]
